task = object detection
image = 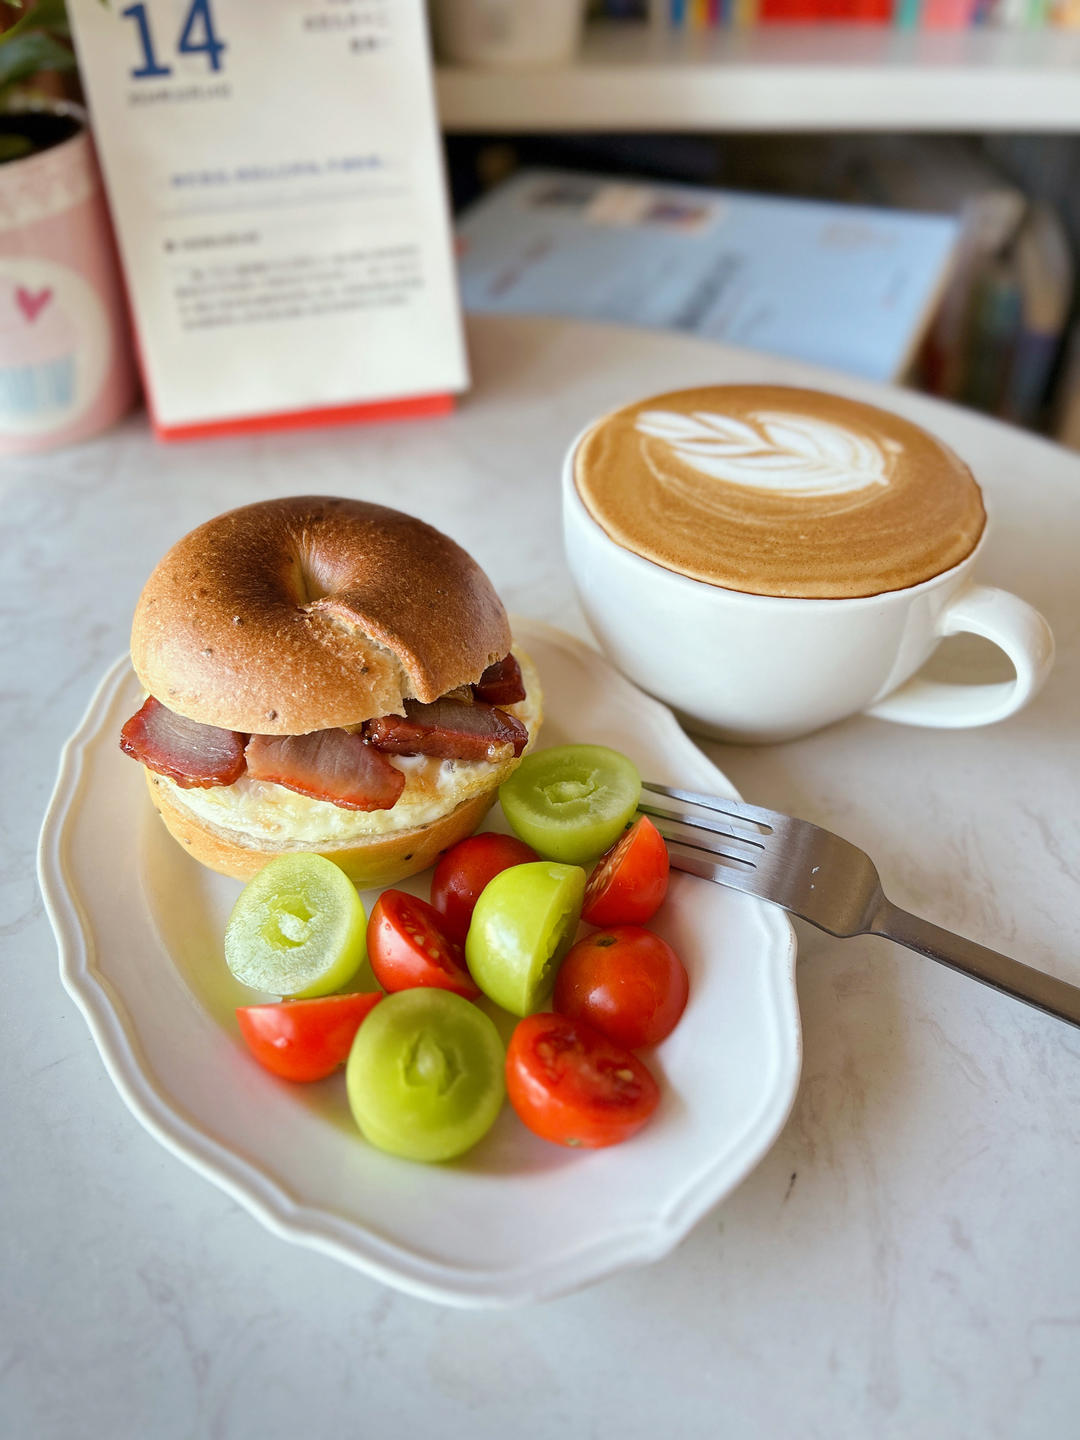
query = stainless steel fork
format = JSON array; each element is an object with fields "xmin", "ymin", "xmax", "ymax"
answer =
[{"xmin": 641, "ymin": 782, "xmax": 1080, "ymax": 1030}]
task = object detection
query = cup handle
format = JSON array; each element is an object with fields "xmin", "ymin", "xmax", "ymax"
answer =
[{"xmin": 865, "ymin": 583, "xmax": 1055, "ymax": 728}]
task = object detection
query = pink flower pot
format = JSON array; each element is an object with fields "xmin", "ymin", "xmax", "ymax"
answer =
[{"xmin": 0, "ymin": 101, "xmax": 137, "ymax": 454}]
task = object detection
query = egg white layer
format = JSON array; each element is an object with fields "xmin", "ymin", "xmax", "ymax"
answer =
[{"xmin": 160, "ymin": 647, "xmax": 542, "ymax": 847}]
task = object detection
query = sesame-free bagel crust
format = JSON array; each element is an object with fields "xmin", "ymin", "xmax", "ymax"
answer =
[{"xmin": 131, "ymin": 497, "xmax": 512, "ymax": 735}]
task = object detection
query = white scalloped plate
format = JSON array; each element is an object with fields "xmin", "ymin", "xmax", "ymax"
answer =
[{"xmin": 38, "ymin": 619, "xmax": 800, "ymax": 1308}]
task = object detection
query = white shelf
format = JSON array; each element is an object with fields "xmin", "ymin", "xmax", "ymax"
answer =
[{"xmin": 435, "ymin": 23, "xmax": 1080, "ymax": 132}]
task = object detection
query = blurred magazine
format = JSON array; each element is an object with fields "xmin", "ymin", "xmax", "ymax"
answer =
[{"xmin": 457, "ymin": 168, "xmax": 959, "ymax": 383}]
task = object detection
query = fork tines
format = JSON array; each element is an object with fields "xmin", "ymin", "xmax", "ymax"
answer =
[
  {"xmin": 639, "ymin": 781, "xmax": 773, "ymax": 881},
  {"xmin": 640, "ymin": 782, "xmax": 778, "ymax": 831}
]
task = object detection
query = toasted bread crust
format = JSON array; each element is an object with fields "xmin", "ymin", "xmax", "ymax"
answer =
[{"xmin": 131, "ymin": 497, "xmax": 512, "ymax": 735}]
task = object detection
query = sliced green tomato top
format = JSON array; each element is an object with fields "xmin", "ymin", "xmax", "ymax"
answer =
[
  {"xmin": 346, "ymin": 988, "xmax": 506, "ymax": 1163},
  {"xmin": 465, "ymin": 860, "xmax": 586, "ymax": 1017},
  {"xmin": 498, "ymin": 744, "xmax": 641, "ymax": 866},
  {"xmin": 224, "ymin": 853, "xmax": 367, "ymax": 999}
]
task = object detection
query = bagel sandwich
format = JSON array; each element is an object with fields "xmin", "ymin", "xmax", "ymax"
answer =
[{"xmin": 119, "ymin": 496, "xmax": 542, "ymax": 886}]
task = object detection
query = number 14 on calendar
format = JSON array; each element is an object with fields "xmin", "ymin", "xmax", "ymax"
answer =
[{"xmin": 121, "ymin": 0, "xmax": 226, "ymax": 79}]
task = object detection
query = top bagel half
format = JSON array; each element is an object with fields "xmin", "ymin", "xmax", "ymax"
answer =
[{"xmin": 131, "ymin": 496, "xmax": 513, "ymax": 735}]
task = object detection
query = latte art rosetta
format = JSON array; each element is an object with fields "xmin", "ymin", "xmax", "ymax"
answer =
[
  {"xmin": 635, "ymin": 409, "xmax": 893, "ymax": 498},
  {"xmin": 633, "ymin": 408, "xmax": 898, "ymax": 498}
]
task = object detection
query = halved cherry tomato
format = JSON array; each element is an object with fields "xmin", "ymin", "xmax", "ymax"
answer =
[
  {"xmin": 466, "ymin": 862, "xmax": 586, "ymax": 1017},
  {"xmin": 582, "ymin": 815, "xmax": 669, "ymax": 927},
  {"xmin": 499, "ymin": 745, "xmax": 641, "ymax": 865},
  {"xmin": 347, "ymin": 989, "xmax": 505, "ymax": 1162},
  {"xmin": 553, "ymin": 925, "xmax": 688, "ymax": 1050},
  {"xmin": 236, "ymin": 992, "xmax": 382, "ymax": 1083},
  {"xmin": 430, "ymin": 832, "xmax": 539, "ymax": 945},
  {"xmin": 505, "ymin": 1012, "xmax": 660, "ymax": 1148},
  {"xmin": 367, "ymin": 890, "xmax": 479, "ymax": 999}
]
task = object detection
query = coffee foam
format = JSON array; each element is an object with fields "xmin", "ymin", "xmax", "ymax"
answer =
[{"xmin": 574, "ymin": 385, "xmax": 986, "ymax": 599}]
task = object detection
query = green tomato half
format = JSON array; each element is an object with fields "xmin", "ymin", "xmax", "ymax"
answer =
[
  {"xmin": 498, "ymin": 744, "xmax": 641, "ymax": 865},
  {"xmin": 224, "ymin": 853, "xmax": 367, "ymax": 999},
  {"xmin": 346, "ymin": 989, "xmax": 505, "ymax": 1163},
  {"xmin": 465, "ymin": 860, "xmax": 586, "ymax": 1017}
]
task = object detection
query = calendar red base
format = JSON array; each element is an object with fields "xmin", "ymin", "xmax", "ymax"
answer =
[{"xmin": 152, "ymin": 391, "xmax": 455, "ymax": 442}]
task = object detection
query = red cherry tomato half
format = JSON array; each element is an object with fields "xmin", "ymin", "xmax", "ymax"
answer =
[
  {"xmin": 236, "ymin": 992, "xmax": 382, "ymax": 1083},
  {"xmin": 581, "ymin": 816, "xmax": 669, "ymax": 927},
  {"xmin": 505, "ymin": 1012, "xmax": 660, "ymax": 1148},
  {"xmin": 553, "ymin": 925, "xmax": 688, "ymax": 1050},
  {"xmin": 430, "ymin": 832, "xmax": 539, "ymax": 945},
  {"xmin": 368, "ymin": 889, "xmax": 480, "ymax": 999}
]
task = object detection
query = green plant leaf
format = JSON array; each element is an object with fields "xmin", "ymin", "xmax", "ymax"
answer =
[
  {"xmin": 0, "ymin": 32, "xmax": 76, "ymax": 93},
  {"xmin": 2, "ymin": 0, "xmax": 71, "ymax": 42}
]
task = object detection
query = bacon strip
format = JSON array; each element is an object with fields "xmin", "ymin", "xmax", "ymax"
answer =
[
  {"xmin": 245, "ymin": 729, "xmax": 406, "ymax": 811},
  {"xmin": 472, "ymin": 653, "xmax": 526, "ymax": 707},
  {"xmin": 366, "ymin": 698, "xmax": 528, "ymax": 762},
  {"xmin": 120, "ymin": 696, "xmax": 247, "ymax": 788}
]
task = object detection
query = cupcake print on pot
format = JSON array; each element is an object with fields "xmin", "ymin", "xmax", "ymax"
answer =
[
  {"xmin": 0, "ymin": 276, "xmax": 77, "ymax": 417},
  {"xmin": 0, "ymin": 263, "xmax": 109, "ymax": 444},
  {"xmin": 0, "ymin": 104, "xmax": 137, "ymax": 454}
]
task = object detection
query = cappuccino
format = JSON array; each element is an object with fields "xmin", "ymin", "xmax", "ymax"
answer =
[{"xmin": 574, "ymin": 385, "xmax": 986, "ymax": 599}]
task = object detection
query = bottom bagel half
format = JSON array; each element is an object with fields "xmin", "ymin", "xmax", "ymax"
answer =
[{"xmin": 146, "ymin": 773, "xmax": 502, "ymax": 889}]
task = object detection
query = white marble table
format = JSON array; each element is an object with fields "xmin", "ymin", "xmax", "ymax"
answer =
[{"xmin": 6, "ymin": 315, "xmax": 1079, "ymax": 1440}]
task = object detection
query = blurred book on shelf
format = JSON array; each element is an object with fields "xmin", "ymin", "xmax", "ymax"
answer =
[
  {"xmin": 1000, "ymin": 206, "xmax": 1073, "ymax": 426},
  {"xmin": 851, "ymin": 145, "xmax": 1075, "ymax": 432},
  {"xmin": 457, "ymin": 168, "xmax": 959, "ymax": 383},
  {"xmin": 1052, "ymin": 326, "xmax": 1080, "ymax": 449},
  {"xmin": 592, "ymin": 0, "xmax": 1080, "ymax": 25}
]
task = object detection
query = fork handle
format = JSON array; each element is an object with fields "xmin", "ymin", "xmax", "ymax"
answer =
[{"xmin": 872, "ymin": 901, "xmax": 1080, "ymax": 1029}]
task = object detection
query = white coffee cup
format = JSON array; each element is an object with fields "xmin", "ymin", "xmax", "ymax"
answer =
[{"xmin": 562, "ymin": 428, "xmax": 1055, "ymax": 744}]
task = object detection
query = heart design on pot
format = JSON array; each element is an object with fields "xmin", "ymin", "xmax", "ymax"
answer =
[{"xmin": 16, "ymin": 286, "xmax": 53, "ymax": 323}]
